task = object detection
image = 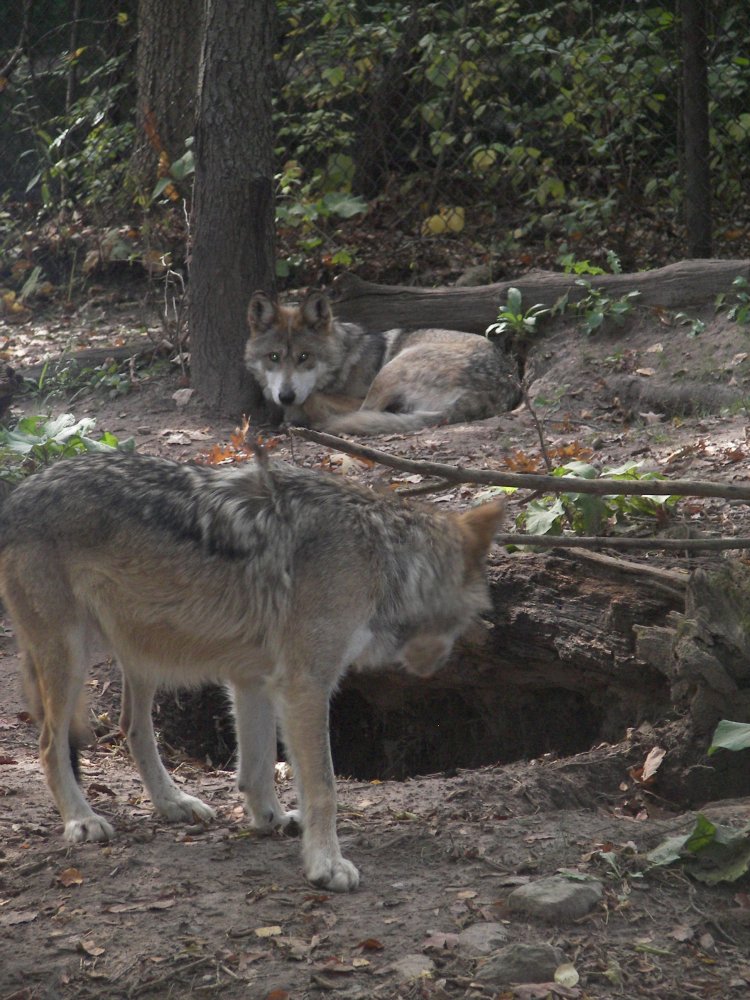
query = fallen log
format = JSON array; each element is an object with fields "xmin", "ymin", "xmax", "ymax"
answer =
[{"xmin": 330, "ymin": 259, "xmax": 750, "ymax": 334}]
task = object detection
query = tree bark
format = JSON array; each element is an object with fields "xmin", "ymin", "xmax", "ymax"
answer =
[
  {"xmin": 681, "ymin": 0, "xmax": 712, "ymax": 257},
  {"xmin": 189, "ymin": 0, "xmax": 277, "ymax": 417},
  {"xmin": 330, "ymin": 260, "xmax": 750, "ymax": 335},
  {"xmin": 133, "ymin": 0, "xmax": 203, "ymax": 187}
]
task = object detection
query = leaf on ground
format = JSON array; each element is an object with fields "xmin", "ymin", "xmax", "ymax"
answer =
[
  {"xmin": 669, "ymin": 924, "xmax": 695, "ymax": 941},
  {"xmin": 422, "ymin": 932, "xmax": 459, "ymax": 952},
  {"xmin": 88, "ymin": 782, "xmax": 116, "ymax": 797},
  {"xmin": 106, "ymin": 897, "xmax": 175, "ymax": 913},
  {"xmin": 57, "ymin": 867, "xmax": 84, "ymax": 887},
  {"xmin": 503, "ymin": 448, "xmax": 542, "ymax": 473},
  {"xmin": 630, "ymin": 745, "xmax": 666, "ymax": 785},
  {"xmin": 357, "ymin": 938, "xmax": 384, "ymax": 951},
  {"xmin": 79, "ymin": 939, "xmax": 105, "ymax": 957},
  {"xmin": 641, "ymin": 746, "xmax": 666, "ymax": 782},
  {"xmin": 555, "ymin": 962, "xmax": 580, "ymax": 987},
  {"xmin": 254, "ymin": 925, "xmax": 283, "ymax": 938}
]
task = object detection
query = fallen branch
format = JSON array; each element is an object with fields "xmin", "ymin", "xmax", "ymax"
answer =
[
  {"xmin": 494, "ymin": 534, "xmax": 750, "ymax": 552},
  {"xmin": 291, "ymin": 427, "xmax": 750, "ymax": 503}
]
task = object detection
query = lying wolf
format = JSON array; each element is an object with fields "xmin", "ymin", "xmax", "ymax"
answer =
[
  {"xmin": 245, "ymin": 289, "xmax": 515, "ymax": 434},
  {"xmin": 0, "ymin": 451, "xmax": 504, "ymax": 891}
]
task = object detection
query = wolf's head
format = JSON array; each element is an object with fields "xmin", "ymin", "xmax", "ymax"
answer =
[
  {"xmin": 396, "ymin": 497, "xmax": 507, "ymax": 677},
  {"xmin": 245, "ymin": 290, "xmax": 334, "ymax": 409}
]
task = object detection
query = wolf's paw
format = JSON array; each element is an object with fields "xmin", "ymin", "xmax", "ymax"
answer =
[
  {"xmin": 156, "ymin": 793, "xmax": 216, "ymax": 825},
  {"xmin": 251, "ymin": 808, "xmax": 302, "ymax": 836},
  {"xmin": 305, "ymin": 853, "xmax": 360, "ymax": 892},
  {"xmin": 64, "ymin": 815, "xmax": 115, "ymax": 843}
]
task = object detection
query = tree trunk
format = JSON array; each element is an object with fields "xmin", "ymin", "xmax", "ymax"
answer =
[
  {"xmin": 133, "ymin": 0, "xmax": 203, "ymax": 188},
  {"xmin": 681, "ymin": 0, "xmax": 712, "ymax": 257},
  {"xmin": 188, "ymin": 0, "xmax": 277, "ymax": 417}
]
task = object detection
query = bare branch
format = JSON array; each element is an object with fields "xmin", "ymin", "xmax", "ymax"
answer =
[
  {"xmin": 494, "ymin": 534, "xmax": 750, "ymax": 552},
  {"xmin": 291, "ymin": 427, "xmax": 750, "ymax": 503}
]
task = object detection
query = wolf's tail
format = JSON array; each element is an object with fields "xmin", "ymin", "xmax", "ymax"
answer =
[{"xmin": 322, "ymin": 408, "xmax": 443, "ymax": 436}]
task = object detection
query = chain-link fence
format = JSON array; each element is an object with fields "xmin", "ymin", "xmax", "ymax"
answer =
[
  {"xmin": 274, "ymin": 0, "xmax": 750, "ymax": 273},
  {"xmin": 1, "ymin": 1, "xmax": 748, "ymax": 281}
]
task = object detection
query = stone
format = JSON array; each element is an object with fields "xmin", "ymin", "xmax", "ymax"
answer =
[
  {"xmin": 475, "ymin": 942, "xmax": 564, "ymax": 985},
  {"xmin": 508, "ymin": 874, "xmax": 603, "ymax": 922},
  {"xmin": 457, "ymin": 921, "xmax": 510, "ymax": 955}
]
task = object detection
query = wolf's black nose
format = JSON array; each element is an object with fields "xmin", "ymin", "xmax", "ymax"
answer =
[{"xmin": 279, "ymin": 389, "xmax": 296, "ymax": 405}]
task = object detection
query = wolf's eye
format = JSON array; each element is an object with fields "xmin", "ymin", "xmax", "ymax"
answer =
[
  {"xmin": 297, "ymin": 352, "xmax": 309, "ymax": 363},
  {"xmin": 268, "ymin": 352, "xmax": 281, "ymax": 363}
]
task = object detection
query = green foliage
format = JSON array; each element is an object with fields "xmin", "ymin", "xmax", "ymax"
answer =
[
  {"xmin": 273, "ymin": 0, "xmax": 700, "ymax": 234},
  {"xmin": 0, "ymin": 413, "xmax": 134, "ymax": 489},
  {"xmin": 152, "ymin": 141, "xmax": 195, "ymax": 202},
  {"xmin": 558, "ymin": 248, "xmax": 622, "ymax": 276},
  {"xmin": 674, "ymin": 312, "xmax": 706, "ymax": 337},
  {"xmin": 646, "ymin": 812, "xmax": 750, "ymax": 884},
  {"xmin": 17, "ymin": 47, "xmax": 136, "ymax": 212},
  {"xmin": 25, "ymin": 359, "xmax": 134, "ymax": 405},
  {"xmin": 572, "ymin": 279, "xmax": 641, "ymax": 335},
  {"xmin": 275, "ymin": 159, "xmax": 367, "ymax": 277},
  {"xmin": 518, "ymin": 460, "xmax": 677, "ymax": 537},
  {"xmin": 485, "ymin": 287, "xmax": 550, "ymax": 342},
  {"xmin": 715, "ymin": 276, "xmax": 750, "ymax": 326},
  {"xmin": 708, "ymin": 719, "xmax": 750, "ymax": 755}
]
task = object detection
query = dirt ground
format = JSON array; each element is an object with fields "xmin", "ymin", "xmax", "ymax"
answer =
[{"xmin": 3, "ymin": 291, "xmax": 750, "ymax": 999}]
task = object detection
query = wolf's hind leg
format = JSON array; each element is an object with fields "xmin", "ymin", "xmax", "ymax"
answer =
[
  {"xmin": 120, "ymin": 671, "xmax": 215, "ymax": 824},
  {"xmin": 230, "ymin": 682, "xmax": 300, "ymax": 833},
  {"xmin": 29, "ymin": 635, "xmax": 114, "ymax": 843}
]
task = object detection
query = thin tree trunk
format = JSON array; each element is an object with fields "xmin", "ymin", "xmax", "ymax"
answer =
[
  {"xmin": 188, "ymin": 0, "xmax": 277, "ymax": 417},
  {"xmin": 681, "ymin": 0, "xmax": 712, "ymax": 257}
]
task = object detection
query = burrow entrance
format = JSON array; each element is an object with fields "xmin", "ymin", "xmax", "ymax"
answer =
[{"xmin": 156, "ymin": 678, "xmax": 606, "ymax": 782}]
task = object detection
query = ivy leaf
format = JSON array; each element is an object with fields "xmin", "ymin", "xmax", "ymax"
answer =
[{"xmin": 708, "ymin": 719, "xmax": 750, "ymax": 756}]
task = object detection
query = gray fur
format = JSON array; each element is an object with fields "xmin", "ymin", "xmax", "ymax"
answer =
[{"xmin": 0, "ymin": 451, "xmax": 504, "ymax": 891}]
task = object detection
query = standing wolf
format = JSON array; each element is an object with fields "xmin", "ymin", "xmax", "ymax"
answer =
[
  {"xmin": 245, "ymin": 289, "xmax": 515, "ymax": 434},
  {"xmin": 0, "ymin": 451, "xmax": 504, "ymax": 891}
]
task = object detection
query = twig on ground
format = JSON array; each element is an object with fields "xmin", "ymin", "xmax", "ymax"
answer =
[{"xmin": 494, "ymin": 533, "xmax": 750, "ymax": 552}]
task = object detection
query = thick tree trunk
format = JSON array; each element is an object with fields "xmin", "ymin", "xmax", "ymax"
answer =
[
  {"xmin": 188, "ymin": 0, "xmax": 277, "ymax": 417},
  {"xmin": 133, "ymin": 0, "xmax": 203, "ymax": 187},
  {"xmin": 330, "ymin": 260, "xmax": 750, "ymax": 334}
]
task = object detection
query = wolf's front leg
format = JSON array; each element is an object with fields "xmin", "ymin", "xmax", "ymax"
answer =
[
  {"xmin": 120, "ymin": 673, "xmax": 215, "ymax": 824},
  {"xmin": 277, "ymin": 677, "xmax": 359, "ymax": 892},
  {"xmin": 230, "ymin": 682, "xmax": 300, "ymax": 833}
]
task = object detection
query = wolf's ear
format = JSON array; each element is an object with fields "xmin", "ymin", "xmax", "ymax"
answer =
[
  {"xmin": 457, "ymin": 497, "xmax": 506, "ymax": 567},
  {"xmin": 248, "ymin": 291, "xmax": 277, "ymax": 335},
  {"xmin": 300, "ymin": 289, "xmax": 332, "ymax": 333}
]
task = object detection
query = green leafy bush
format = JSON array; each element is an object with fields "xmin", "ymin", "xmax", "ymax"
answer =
[
  {"xmin": 0, "ymin": 413, "xmax": 134, "ymax": 489},
  {"xmin": 518, "ymin": 460, "xmax": 678, "ymax": 537}
]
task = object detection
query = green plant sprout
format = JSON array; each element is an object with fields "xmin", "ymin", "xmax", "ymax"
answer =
[
  {"xmin": 486, "ymin": 287, "xmax": 550, "ymax": 342},
  {"xmin": 715, "ymin": 276, "xmax": 750, "ymax": 326},
  {"xmin": 573, "ymin": 279, "xmax": 641, "ymax": 335}
]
